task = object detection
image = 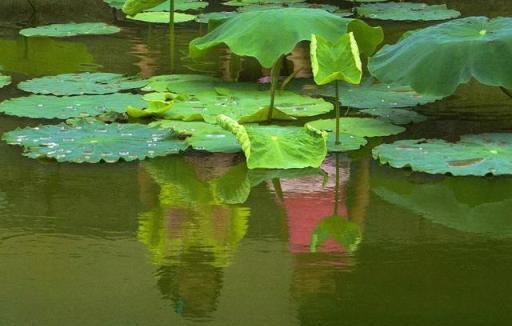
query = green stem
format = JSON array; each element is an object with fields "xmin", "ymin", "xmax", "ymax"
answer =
[
  {"xmin": 267, "ymin": 55, "xmax": 284, "ymax": 123},
  {"xmin": 334, "ymin": 153, "xmax": 340, "ymax": 215},
  {"xmin": 501, "ymin": 87, "xmax": 512, "ymax": 99},
  {"xmin": 335, "ymin": 80, "xmax": 341, "ymax": 145},
  {"xmin": 271, "ymin": 178, "xmax": 284, "ymax": 201},
  {"xmin": 169, "ymin": 0, "xmax": 175, "ymax": 74}
]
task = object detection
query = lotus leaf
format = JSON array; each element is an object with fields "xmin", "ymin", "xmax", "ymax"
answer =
[
  {"xmin": 306, "ymin": 79, "xmax": 442, "ymax": 109},
  {"xmin": 3, "ymin": 119, "xmax": 188, "ymax": 163},
  {"xmin": 142, "ymin": 74, "xmax": 222, "ymax": 93},
  {"xmin": 372, "ymin": 133, "xmax": 512, "ymax": 176},
  {"xmin": 18, "ymin": 72, "xmax": 147, "ymax": 96},
  {"xmin": 369, "ymin": 16, "xmax": 512, "ymax": 97},
  {"xmin": 325, "ymin": 133, "xmax": 367, "ymax": 152},
  {"xmin": 164, "ymin": 88, "xmax": 333, "ymax": 123},
  {"xmin": 217, "ymin": 115, "xmax": 327, "ymax": 169},
  {"xmin": 189, "ymin": 8, "xmax": 384, "ymax": 68},
  {"xmin": 145, "ymin": 0, "xmax": 208, "ymax": 11},
  {"xmin": 19, "ymin": 23, "xmax": 121, "ymax": 38},
  {"xmin": 237, "ymin": 3, "xmax": 339, "ymax": 12},
  {"xmin": 149, "ymin": 120, "xmax": 241, "ymax": 152},
  {"xmin": 222, "ymin": 0, "xmax": 305, "ymax": 7},
  {"xmin": 310, "ymin": 33, "xmax": 362, "ymax": 86},
  {"xmin": 0, "ymin": 74, "xmax": 11, "ymax": 89},
  {"xmin": 196, "ymin": 12, "xmax": 239, "ymax": 23},
  {"xmin": 360, "ymin": 108, "xmax": 427, "ymax": 125},
  {"xmin": 0, "ymin": 94, "xmax": 145, "ymax": 119},
  {"xmin": 122, "ymin": 0, "xmax": 166, "ymax": 15},
  {"xmin": 357, "ymin": 2, "xmax": 460, "ymax": 21},
  {"xmin": 310, "ymin": 215, "xmax": 361, "ymax": 253},
  {"xmin": 306, "ymin": 118, "xmax": 405, "ymax": 137},
  {"xmin": 128, "ymin": 12, "xmax": 197, "ymax": 23}
]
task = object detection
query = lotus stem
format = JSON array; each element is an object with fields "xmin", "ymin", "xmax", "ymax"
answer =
[
  {"xmin": 334, "ymin": 153, "xmax": 340, "ymax": 215},
  {"xmin": 335, "ymin": 80, "xmax": 341, "ymax": 145},
  {"xmin": 267, "ymin": 55, "xmax": 284, "ymax": 122},
  {"xmin": 169, "ymin": 0, "xmax": 175, "ymax": 73},
  {"xmin": 27, "ymin": 0, "xmax": 36, "ymax": 12},
  {"xmin": 271, "ymin": 178, "xmax": 284, "ymax": 201},
  {"xmin": 500, "ymin": 87, "xmax": 512, "ymax": 99}
]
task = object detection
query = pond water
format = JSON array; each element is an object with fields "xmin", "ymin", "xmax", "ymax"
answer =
[{"xmin": 1, "ymin": 1, "xmax": 512, "ymax": 325}]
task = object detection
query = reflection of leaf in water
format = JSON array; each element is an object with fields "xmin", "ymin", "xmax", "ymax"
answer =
[
  {"xmin": 372, "ymin": 171, "xmax": 512, "ymax": 238},
  {"xmin": 0, "ymin": 38, "xmax": 94, "ymax": 76},
  {"xmin": 310, "ymin": 215, "xmax": 361, "ymax": 253}
]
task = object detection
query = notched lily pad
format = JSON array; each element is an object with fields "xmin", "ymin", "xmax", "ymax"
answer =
[
  {"xmin": 357, "ymin": 2, "xmax": 461, "ymax": 21},
  {"xmin": 18, "ymin": 72, "xmax": 147, "ymax": 95},
  {"xmin": 0, "ymin": 94, "xmax": 145, "ymax": 119},
  {"xmin": 128, "ymin": 12, "xmax": 196, "ymax": 23},
  {"xmin": 2, "ymin": 119, "xmax": 188, "ymax": 163},
  {"xmin": 373, "ymin": 133, "xmax": 512, "ymax": 176},
  {"xmin": 19, "ymin": 23, "xmax": 121, "ymax": 37},
  {"xmin": 360, "ymin": 108, "xmax": 427, "ymax": 125},
  {"xmin": 306, "ymin": 117, "xmax": 405, "ymax": 137}
]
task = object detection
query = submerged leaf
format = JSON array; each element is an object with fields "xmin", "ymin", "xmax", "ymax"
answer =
[
  {"xmin": 0, "ymin": 94, "xmax": 145, "ymax": 119},
  {"xmin": 18, "ymin": 72, "xmax": 147, "ymax": 96},
  {"xmin": 19, "ymin": 23, "xmax": 120, "ymax": 37},
  {"xmin": 3, "ymin": 120, "xmax": 188, "ymax": 163},
  {"xmin": 373, "ymin": 133, "xmax": 512, "ymax": 176},
  {"xmin": 190, "ymin": 8, "xmax": 383, "ymax": 68},
  {"xmin": 357, "ymin": 2, "xmax": 461, "ymax": 21},
  {"xmin": 369, "ymin": 16, "xmax": 512, "ymax": 96},
  {"xmin": 217, "ymin": 115, "xmax": 327, "ymax": 169},
  {"xmin": 306, "ymin": 118, "xmax": 405, "ymax": 137}
]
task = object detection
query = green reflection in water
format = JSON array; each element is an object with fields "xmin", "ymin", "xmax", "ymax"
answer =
[{"xmin": 0, "ymin": 37, "xmax": 93, "ymax": 76}]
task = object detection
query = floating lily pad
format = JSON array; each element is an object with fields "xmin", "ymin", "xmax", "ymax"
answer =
[
  {"xmin": 369, "ymin": 17, "xmax": 512, "ymax": 97},
  {"xmin": 357, "ymin": 2, "xmax": 460, "ymax": 21},
  {"xmin": 128, "ymin": 12, "xmax": 197, "ymax": 23},
  {"xmin": 3, "ymin": 119, "xmax": 188, "ymax": 163},
  {"xmin": 18, "ymin": 72, "xmax": 147, "ymax": 96},
  {"xmin": 360, "ymin": 108, "xmax": 427, "ymax": 125},
  {"xmin": 0, "ymin": 94, "xmax": 145, "ymax": 119},
  {"xmin": 0, "ymin": 74, "xmax": 11, "ymax": 89},
  {"xmin": 307, "ymin": 79, "xmax": 442, "ymax": 109},
  {"xmin": 237, "ymin": 3, "xmax": 338, "ymax": 12},
  {"xmin": 145, "ymin": 0, "xmax": 209, "ymax": 11},
  {"xmin": 217, "ymin": 115, "xmax": 327, "ymax": 169},
  {"xmin": 306, "ymin": 117, "xmax": 405, "ymax": 137},
  {"xmin": 142, "ymin": 74, "xmax": 222, "ymax": 93},
  {"xmin": 150, "ymin": 120, "xmax": 241, "ymax": 153},
  {"xmin": 164, "ymin": 88, "xmax": 333, "ymax": 123},
  {"xmin": 325, "ymin": 133, "xmax": 367, "ymax": 152},
  {"xmin": 19, "ymin": 23, "xmax": 121, "ymax": 38},
  {"xmin": 373, "ymin": 133, "xmax": 512, "ymax": 176},
  {"xmin": 196, "ymin": 11, "xmax": 239, "ymax": 23},
  {"xmin": 222, "ymin": 0, "xmax": 306, "ymax": 7}
]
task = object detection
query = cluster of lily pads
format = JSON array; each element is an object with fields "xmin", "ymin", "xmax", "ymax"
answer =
[{"xmin": 1, "ymin": 0, "xmax": 512, "ymax": 176}]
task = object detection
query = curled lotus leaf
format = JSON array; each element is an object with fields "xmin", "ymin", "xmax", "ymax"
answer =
[
  {"xmin": 18, "ymin": 72, "xmax": 147, "ymax": 96},
  {"xmin": 306, "ymin": 117, "xmax": 405, "ymax": 138},
  {"xmin": 217, "ymin": 115, "xmax": 327, "ymax": 169},
  {"xmin": 128, "ymin": 12, "xmax": 197, "ymax": 24},
  {"xmin": 2, "ymin": 119, "xmax": 188, "ymax": 163},
  {"xmin": 357, "ymin": 2, "xmax": 461, "ymax": 21},
  {"xmin": 150, "ymin": 120, "xmax": 241, "ymax": 153},
  {"xmin": 19, "ymin": 23, "xmax": 120, "ymax": 38},
  {"xmin": 360, "ymin": 108, "xmax": 427, "ymax": 125},
  {"xmin": 0, "ymin": 74, "xmax": 11, "ymax": 89},
  {"xmin": 372, "ymin": 133, "xmax": 512, "ymax": 176},
  {"xmin": 0, "ymin": 94, "xmax": 145, "ymax": 119},
  {"xmin": 122, "ymin": 0, "xmax": 165, "ymax": 15},
  {"xmin": 190, "ymin": 8, "xmax": 383, "ymax": 68},
  {"xmin": 369, "ymin": 16, "xmax": 512, "ymax": 97}
]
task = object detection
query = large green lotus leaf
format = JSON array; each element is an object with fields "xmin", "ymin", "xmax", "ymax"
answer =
[
  {"xmin": 306, "ymin": 117, "xmax": 405, "ymax": 137},
  {"xmin": 146, "ymin": 0, "xmax": 208, "ymax": 11},
  {"xmin": 122, "ymin": 0, "xmax": 165, "ymax": 15},
  {"xmin": 311, "ymin": 32, "xmax": 362, "ymax": 85},
  {"xmin": 128, "ymin": 12, "xmax": 196, "ymax": 23},
  {"xmin": 196, "ymin": 11, "xmax": 239, "ymax": 23},
  {"xmin": 142, "ymin": 74, "xmax": 222, "ymax": 93},
  {"xmin": 0, "ymin": 38, "xmax": 93, "ymax": 76},
  {"xmin": 325, "ymin": 133, "xmax": 367, "ymax": 152},
  {"xmin": 19, "ymin": 23, "xmax": 121, "ymax": 38},
  {"xmin": 300, "ymin": 78, "xmax": 442, "ymax": 109},
  {"xmin": 0, "ymin": 74, "xmax": 11, "ymax": 89},
  {"xmin": 369, "ymin": 17, "xmax": 512, "ymax": 97},
  {"xmin": 360, "ymin": 108, "xmax": 427, "ymax": 125},
  {"xmin": 357, "ymin": 2, "xmax": 460, "ymax": 21},
  {"xmin": 164, "ymin": 88, "xmax": 333, "ymax": 123},
  {"xmin": 0, "ymin": 94, "xmax": 145, "ymax": 119},
  {"xmin": 222, "ymin": 0, "xmax": 305, "ymax": 7},
  {"xmin": 3, "ymin": 119, "xmax": 188, "ymax": 163},
  {"xmin": 149, "ymin": 120, "xmax": 241, "ymax": 152},
  {"xmin": 310, "ymin": 215, "xmax": 361, "ymax": 253},
  {"xmin": 217, "ymin": 115, "xmax": 327, "ymax": 169},
  {"xmin": 190, "ymin": 8, "xmax": 383, "ymax": 68},
  {"xmin": 372, "ymin": 133, "xmax": 512, "ymax": 176},
  {"xmin": 237, "ymin": 3, "xmax": 338, "ymax": 12},
  {"xmin": 18, "ymin": 72, "xmax": 147, "ymax": 95}
]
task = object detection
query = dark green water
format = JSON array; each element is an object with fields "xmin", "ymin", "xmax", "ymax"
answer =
[{"xmin": 1, "ymin": 1, "xmax": 512, "ymax": 325}]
